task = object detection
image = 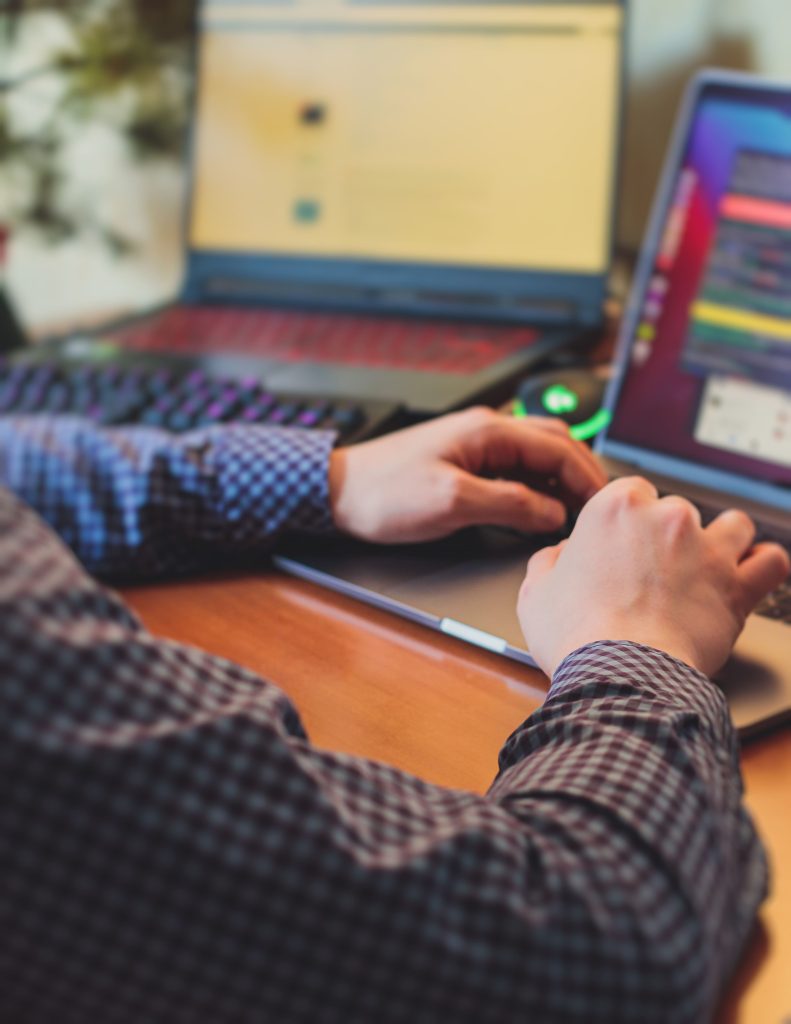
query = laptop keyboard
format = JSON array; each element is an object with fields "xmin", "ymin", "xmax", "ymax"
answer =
[
  {"xmin": 751, "ymin": 524, "xmax": 791, "ymax": 623},
  {"xmin": 690, "ymin": 500, "xmax": 791, "ymax": 625},
  {"xmin": 0, "ymin": 357, "xmax": 395, "ymax": 443},
  {"xmin": 754, "ymin": 581, "xmax": 791, "ymax": 623},
  {"xmin": 108, "ymin": 306, "xmax": 537, "ymax": 375}
]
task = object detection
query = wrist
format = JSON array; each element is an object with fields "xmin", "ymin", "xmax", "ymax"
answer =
[
  {"xmin": 328, "ymin": 447, "xmax": 351, "ymax": 533},
  {"xmin": 548, "ymin": 640, "xmax": 725, "ymax": 716},
  {"xmin": 538, "ymin": 625, "xmax": 704, "ymax": 680}
]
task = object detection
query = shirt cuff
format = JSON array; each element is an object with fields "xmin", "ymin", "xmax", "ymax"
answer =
[
  {"xmin": 547, "ymin": 639, "xmax": 734, "ymax": 741},
  {"xmin": 204, "ymin": 425, "xmax": 338, "ymax": 545}
]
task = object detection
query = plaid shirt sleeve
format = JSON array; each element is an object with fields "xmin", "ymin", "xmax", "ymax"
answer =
[
  {"xmin": 0, "ymin": 415, "xmax": 337, "ymax": 579},
  {"xmin": 0, "ymin": 486, "xmax": 766, "ymax": 1024}
]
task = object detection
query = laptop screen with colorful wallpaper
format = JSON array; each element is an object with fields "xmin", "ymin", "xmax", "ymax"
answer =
[{"xmin": 607, "ymin": 78, "xmax": 791, "ymax": 488}]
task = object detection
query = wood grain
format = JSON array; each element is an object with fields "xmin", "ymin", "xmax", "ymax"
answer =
[{"xmin": 121, "ymin": 568, "xmax": 791, "ymax": 1023}]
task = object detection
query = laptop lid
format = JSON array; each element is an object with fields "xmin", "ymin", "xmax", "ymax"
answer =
[
  {"xmin": 182, "ymin": 0, "xmax": 626, "ymax": 324},
  {"xmin": 597, "ymin": 70, "xmax": 791, "ymax": 517}
]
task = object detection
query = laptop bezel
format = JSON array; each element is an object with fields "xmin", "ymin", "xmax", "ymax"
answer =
[
  {"xmin": 596, "ymin": 68, "xmax": 791, "ymax": 514},
  {"xmin": 179, "ymin": 0, "xmax": 629, "ymax": 326}
]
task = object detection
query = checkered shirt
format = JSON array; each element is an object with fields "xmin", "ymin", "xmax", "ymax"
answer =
[
  {"xmin": 0, "ymin": 417, "xmax": 768, "ymax": 1023},
  {"xmin": 0, "ymin": 416, "xmax": 336, "ymax": 578}
]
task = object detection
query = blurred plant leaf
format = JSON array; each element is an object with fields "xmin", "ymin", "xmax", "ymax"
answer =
[
  {"xmin": 126, "ymin": 91, "xmax": 188, "ymax": 159},
  {"xmin": 133, "ymin": 0, "xmax": 195, "ymax": 46},
  {"xmin": 100, "ymin": 225, "xmax": 135, "ymax": 257},
  {"xmin": 22, "ymin": 163, "xmax": 76, "ymax": 242},
  {"xmin": 1, "ymin": 0, "xmax": 195, "ymax": 250}
]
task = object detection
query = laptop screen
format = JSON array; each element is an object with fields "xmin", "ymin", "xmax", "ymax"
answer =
[
  {"xmin": 188, "ymin": 0, "xmax": 623, "ymax": 309},
  {"xmin": 606, "ymin": 77, "xmax": 791, "ymax": 490}
]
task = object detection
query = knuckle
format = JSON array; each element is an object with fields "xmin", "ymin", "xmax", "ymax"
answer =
[
  {"xmin": 464, "ymin": 405, "xmax": 498, "ymax": 430},
  {"xmin": 518, "ymin": 573, "xmax": 532, "ymax": 602},
  {"xmin": 437, "ymin": 470, "xmax": 464, "ymax": 516},
  {"xmin": 602, "ymin": 476, "xmax": 648, "ymax": 512},
  {"xmin": 661, "ymin": 495, "xmax": 698, "ymax": 527},
  {"xmin": 525, "ymin": 549, "xmax": 545, "ymax": 573},
  {"xmin": 498, "ymin": 480, "xmax": 525, "ymax": 511},
  {"xmin": 660, "ymin": 505, "xmax": 699, "ymax": 548},
  {"xmin": 724, "ymin": 508, "xmax": 754, "ymax": 533},
  {"xmin": 525, "ymin": 544, "xmax": 557, "ymax": 575}
]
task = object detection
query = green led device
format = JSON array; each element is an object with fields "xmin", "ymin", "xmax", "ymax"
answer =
[
  {"xmin": 511, "ymin": 396, "xmax": 612, "ymax": 442},
  {"xmin": 569, "ymin": 408, "xmax": 612, "ymax": 441},
  {"xmin": 541, "ymin": 383, "xmax": 578, "ymax": 416}
]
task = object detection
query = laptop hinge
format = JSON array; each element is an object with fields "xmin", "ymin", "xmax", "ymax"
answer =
[{"xmin": 183, "ymin": 271, "xmax": 589, "ymax": 325}]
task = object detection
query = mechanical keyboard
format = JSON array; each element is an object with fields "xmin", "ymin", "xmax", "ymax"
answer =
[
  {"xmin": 109, "ymin": 306, "xmax": 538, "ymax": 374},
  {"xmin": 0, "ymin": 352, "xmax": 399, "ymax": 444}
]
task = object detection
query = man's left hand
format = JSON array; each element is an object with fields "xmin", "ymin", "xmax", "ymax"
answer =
[{"xmin": 328, "ymin": 407, "xmax": 607, "ymax": 544}]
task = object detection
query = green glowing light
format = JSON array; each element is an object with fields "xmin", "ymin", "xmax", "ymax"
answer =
[
  {"xmin": 542, "ymin": 384, "xmax": 579, "ymax": 415},
  {"xmin": 570, "ymin": 408, "xmax": 612, "ymax": 441}
]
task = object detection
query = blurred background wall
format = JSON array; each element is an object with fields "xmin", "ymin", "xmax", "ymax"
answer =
[
  {"xmin": 620, "ymin": 0, "xmax": 790, "ymax": 248},
  {"xmin": 2, "ymin": 0, "xmax": 790, "ymax": 334}
]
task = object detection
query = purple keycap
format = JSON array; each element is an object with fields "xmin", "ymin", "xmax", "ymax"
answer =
[{"xmin": 297, "ymin": 409, "xmax": 322, "ymax": 427}]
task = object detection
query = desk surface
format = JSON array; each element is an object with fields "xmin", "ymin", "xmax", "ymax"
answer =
[{"xmin": 122, "ymin": 569, "xmax": 791, "ymax": 1024}]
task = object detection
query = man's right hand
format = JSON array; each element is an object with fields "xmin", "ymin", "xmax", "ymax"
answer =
[{"xmin": 518, "ymin": 476, "xmax": 791, "ymax": 678}]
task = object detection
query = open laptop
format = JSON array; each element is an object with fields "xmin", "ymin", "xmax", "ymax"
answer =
[
  {"xmin": 64, "ymin": 0, "xmax": 626, "ymax": 415},
  {"xmin": 275, "ymin": 70, "xmax": 791, "ymax": 738}
]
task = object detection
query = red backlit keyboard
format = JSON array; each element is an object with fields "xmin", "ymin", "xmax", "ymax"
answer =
[{"xmin": 110, "ymin": 307, "xmax": 537, "ymax": 375}]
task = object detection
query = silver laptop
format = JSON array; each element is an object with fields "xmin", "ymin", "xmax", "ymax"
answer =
[{"xmin": 276, "ymin": 70, "xmax": 791, "ymax": 738}]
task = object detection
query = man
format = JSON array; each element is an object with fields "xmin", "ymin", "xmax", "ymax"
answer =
[{"xmin": 0, "ymin": 408, "xmax": 787, "ymax": 1023}]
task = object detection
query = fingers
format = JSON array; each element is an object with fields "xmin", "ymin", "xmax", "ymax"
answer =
[
  {"xmin": 494, "ymin": 420, "xmax": 607, "ymax": 500},
  {"xmin": 582, "ymin": 475, "xmax": 658, "ymax": 519},
  {"xmin": 526, "ymin": 416, "xmax": 571, "ymax": 437},
  {"xmin": 706, "ymin": 508, "xmax": 755, "ymax": 560},
  {"xmin": 456, "ymin": 474, "xmax": 567, "ymax": 532},
  {"xmin": 706, "ymin": 509, "xmax": 788, "ymax": 612},
  {"xmin": 658, "ymin": 493, "xmax": 702, "ymax": 527},
  {"xmin": 736, "ymin": 542, "xmax": 791, "ymax": 609},
  {"xmin": 520, "ymin": 542, "xmax": 566, "ymax": 610},
  {"xmin": 646, "ymin": 500, "xmax": 787, "ymax": 613},
  {"xmin": 525, "ymin": 540, "xmax": 566, "ymax": 581},
  {"xmin": 447, "ymin": 409, "xmax": 607, "ymax": 503}
]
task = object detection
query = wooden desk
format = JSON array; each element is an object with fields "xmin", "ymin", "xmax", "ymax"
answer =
[{"xmin": 122, "ymin": 569, "xmax": 791, "ymax": 1024}]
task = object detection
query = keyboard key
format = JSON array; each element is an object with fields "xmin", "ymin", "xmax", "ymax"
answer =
[
  {"xmin": 755, "ymin": 581, "xmax": 791, "ymax": 624},
  {"xmin": 267, "ymin": 402, "xmax": 301, "ymax": 425},
  {"xmin": 113, "ymin": 306, "xmax": 537, "ymax": 374},
  {"xmin": 0, "ymin": 359, "xmax": 372, "ymax": 440},
  {"xmin": 330, "ymin": 405, "xmax": 364, "ymax": 433},
  {"xmin": 97, "ymin": 391, "xmax": 148, "ymax": 426},
  {"xmin": 240, "ymin": 395, "xmax": 277, "ymax": 423},
  {"xmin": 297, "ymin": 402, "xmax": 331, "ymax": 428}
]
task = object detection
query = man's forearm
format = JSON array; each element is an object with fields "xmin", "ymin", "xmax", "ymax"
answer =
[
  {"xmin": 0, "ymin": 415, "xmax": 336, "ymax": 578},
  {"xmin": 0, "ymin": 488, "xmax": 767, "ymax": 1023},
  {"xmin": 491, "ymin": 641, "xmax": 767, "ymax": 1019}
]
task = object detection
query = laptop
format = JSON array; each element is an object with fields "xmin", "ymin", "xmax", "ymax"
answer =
[
  {"xmin": 60, "ymin": 0, "xmax": 626, "ymax": 415},
  {"xmin": 275, "ymin": 70, "xmax": 791, "ymax": 738}
]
